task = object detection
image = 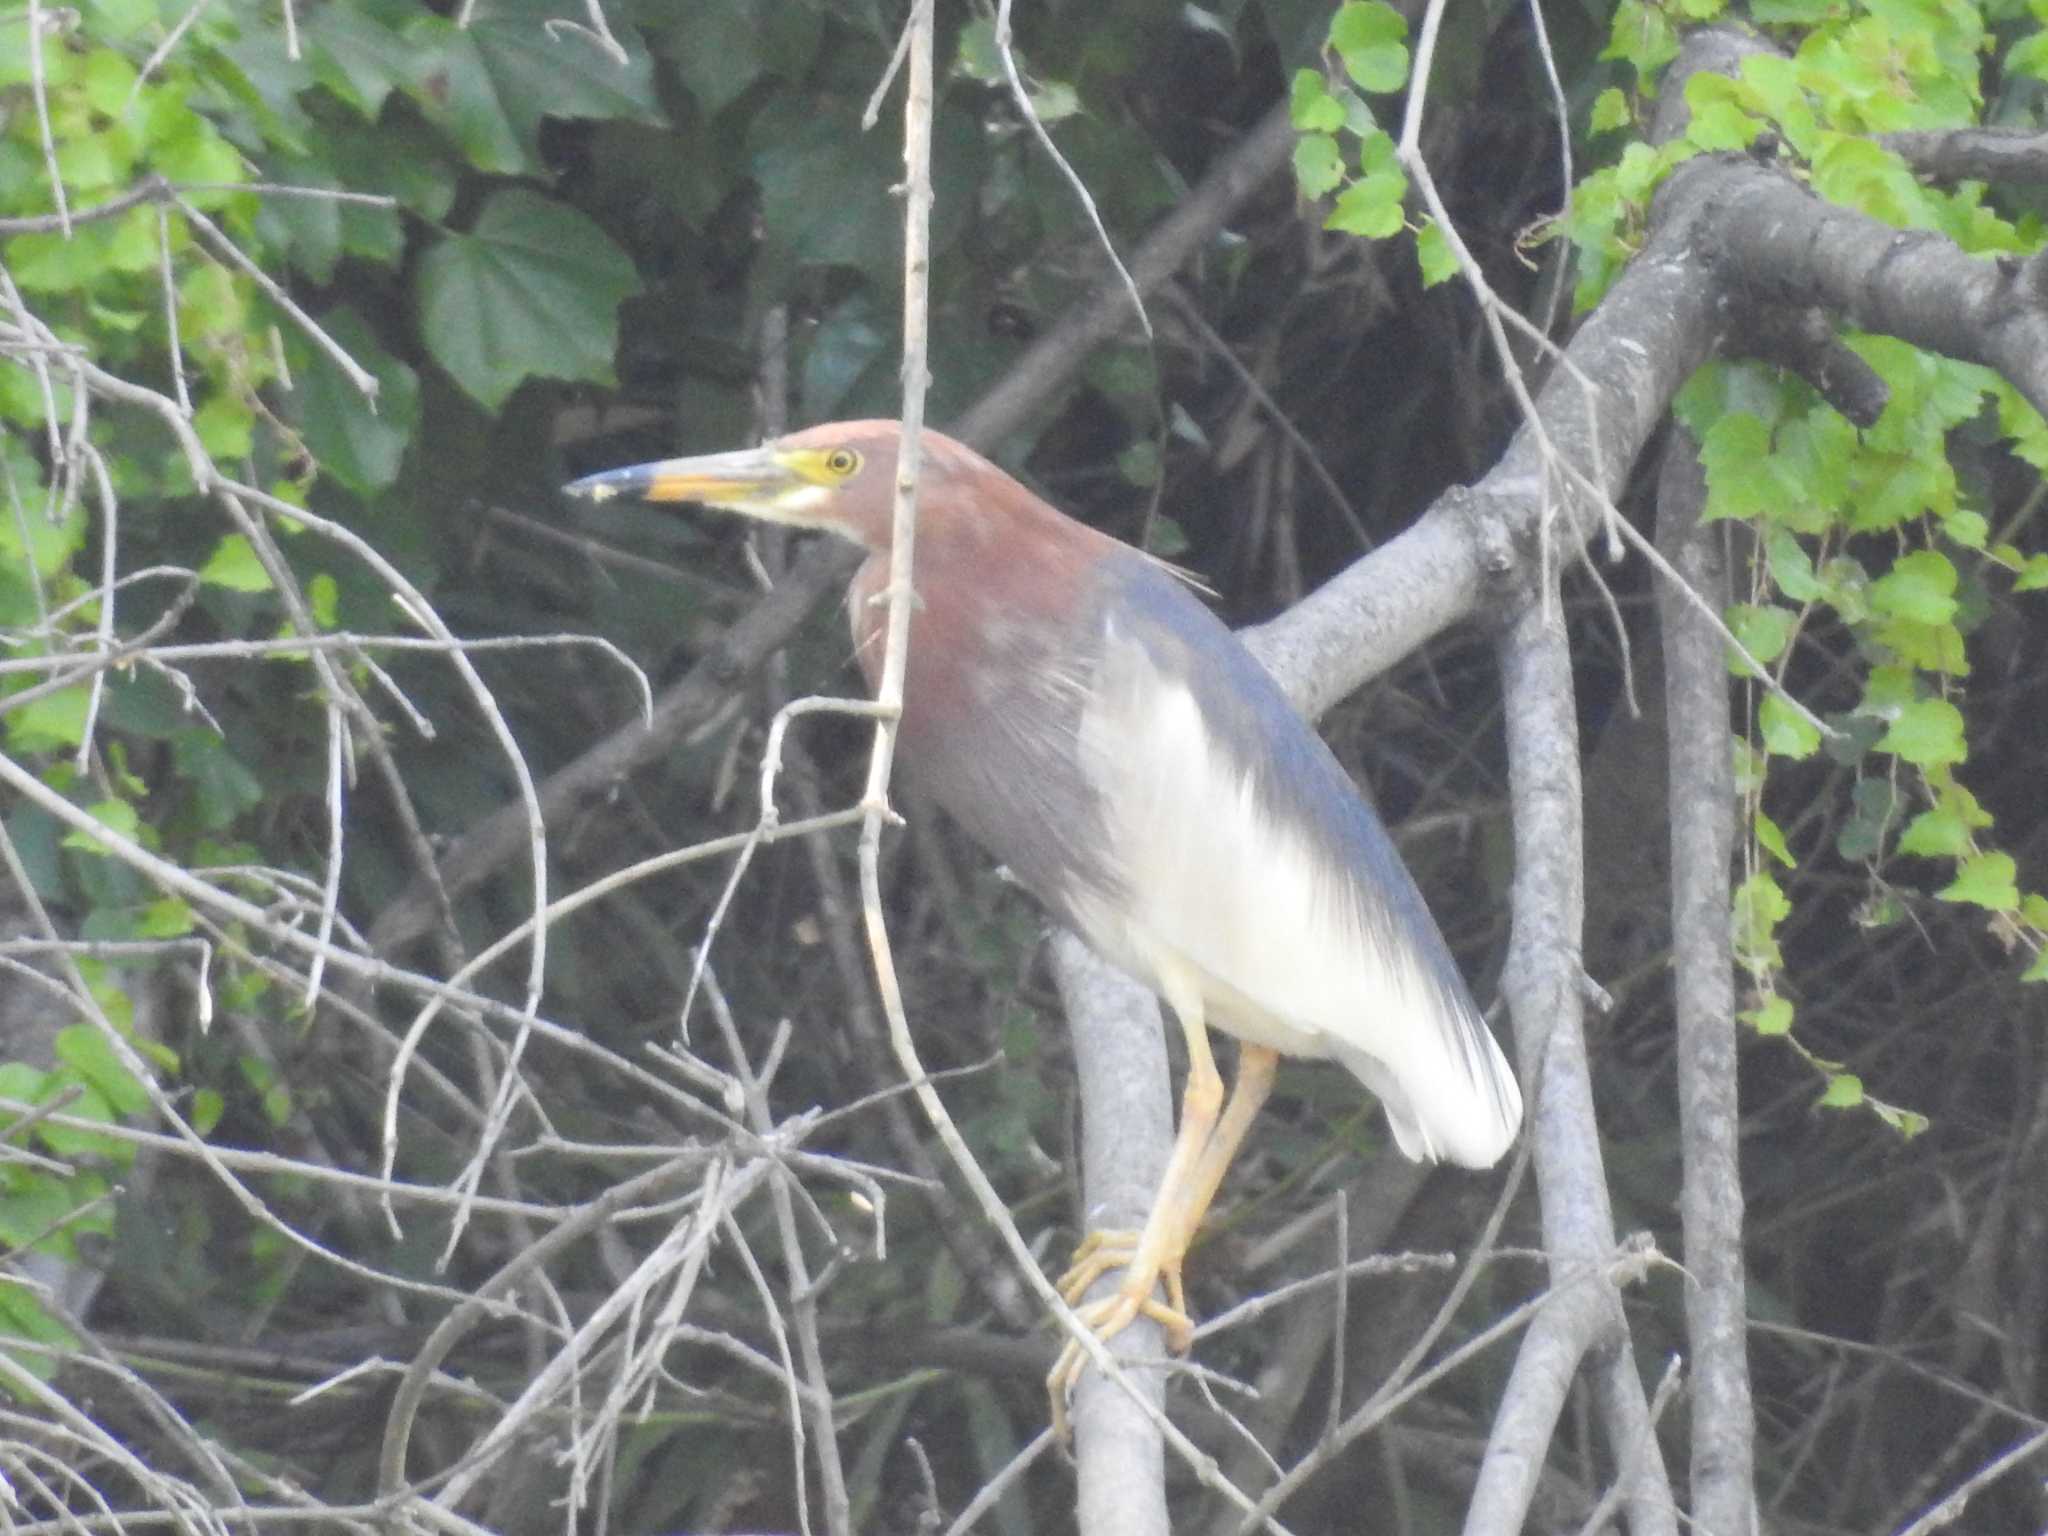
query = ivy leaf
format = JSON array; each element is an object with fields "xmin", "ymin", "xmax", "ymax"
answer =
[
  {"xmin": 1698, "ymin": 412, "xmax": 1778, "ymax": 521},
  {"xmin": 191, "ymin": 1088, "xmax": 225, "ymax": 1137},
  {"xmin": 1727, "ymin": 602, "xmax": 1795, "ymax": 670},
  {"xmin": 198, "ymin": 533, "xmax": 274, "ymax": 593},
  {"xmin": 1601, "ymin": 0, "xmax": 1681, "ymax": 78},
  {"xmin": 172, "ymin": 731, "xmax": 265, "ymax": 830},
  {"xmin": 1759, "ymin": 692, "xmax": 1820, "ymax": 759},
  {"xmin": 302, "ymin": 3, "xmax": 417, "ymax": 117},
  {"xmin": 415, "ymin": 191, "xmax": 640, "ymax": 411},
  {"xmin": 5, "ymin": 689, "xmax": 90, "ymax": 753},
  {"xmin": 1415, "ymin": 219, "xmax": 1457, "ymax": 287},
  {"xmin": 1754, "ymin": 810, "xmax": 1795, "ymax": 867},
  {"xmin": 1590, "ymin": 87, "xmax": 1631, "ymax": 134},
  {"xmin": 1326, "ymin": 172, "xmax": 1406, "ymax": 238},
  {"xmin": 61, "ymin": 800, "xmax": 141, "ymax": 855},
  {"xmin": 1870, "ymin": 1100, "xmax": 1930, "ymax": 1138},
  {"xmin": 1869, "ymin": 548, "xmax": 1958, "ymax": 624},
  {"xmin": 1744, "ymin": 994, "xmax": 1794, "ymax": 1036},
  {"xmin": 1939, "ymin": 851, "xmax": 2019, "ymax": 911},
  {"xmin": 1764, "ymin": 528, "xmax": 1827, "ymax": 601},
  {"xmin": 1897, "ymin": 805, "xmax": 1972, "ymax": 859},
  {"xmin": 1817, "ymin": 1073, "xmax": 1865, "ymax": 1109},
  {"xmin": 54, "ymin": 1025, "xmax": 152, "ymax": 1118},
  {"xmin": 1293, "ymin": 133, "xmax": 1344, "ymax": 199},
  {"xmin": 1290, "ymin": 70, "xmax": 1345, "ymax": 132},
  {"xmin": 402, "ymin": 3, "xmax": 662, "ymax": 175},
  {"xmin": 1836, "ymin": 778, "xmax": 1895, "ymax": 861},
  {"xmin": 1876, "ymin": 696, "xmax": 1966, "ymax": 768},
  {"xmin": 1733, "ymin": 869, "xmax": 1791, "ymax": 973},
  {"xmin": 289, "ymin": 309, "xmax": 419, "ymax": 496},
  {"xmin": 1328, "ymin": 1, "xmax": 1409, "ymax": 94}
]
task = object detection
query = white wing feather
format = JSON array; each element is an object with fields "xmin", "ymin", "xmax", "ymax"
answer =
[{"xmin": 1062, "ymin": 609, "xmax": 1521, "ymax": 1168}]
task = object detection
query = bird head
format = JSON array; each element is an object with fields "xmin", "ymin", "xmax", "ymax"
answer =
[{"xmin": 563, "ymin": 421, "xmax": 904, "ymax": 550}]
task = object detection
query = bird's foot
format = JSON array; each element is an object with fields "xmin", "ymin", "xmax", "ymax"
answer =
[
  {"xmin": 1056, "ymin": 1230, "xmax": 1189, "ymax": 1334},
  {"xmin": 1046, "ymin": 1236, "xmax": 1196, "ymax": 1442}
]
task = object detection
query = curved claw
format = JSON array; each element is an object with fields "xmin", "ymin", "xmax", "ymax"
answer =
[{"xmin": 1045, "ymin": 1238, "xmax": 1198, "ymax": 1442}]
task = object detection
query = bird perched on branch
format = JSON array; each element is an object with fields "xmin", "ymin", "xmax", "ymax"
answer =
[{"xmin": 565, "ymin": 421, "xmax": 1522, "ymax": 1425}]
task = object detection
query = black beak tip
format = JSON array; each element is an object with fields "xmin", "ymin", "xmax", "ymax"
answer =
[{"xmin": 562, "ymin": 468, "xmax": 631, "ymax": 505}]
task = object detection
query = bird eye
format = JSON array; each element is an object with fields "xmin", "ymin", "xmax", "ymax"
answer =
[{"xmin": 826, "ymin": 449, "xmax": 860, "ymax": 476}]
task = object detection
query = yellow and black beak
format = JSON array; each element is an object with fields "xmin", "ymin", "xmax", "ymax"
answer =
[{"xmin": 563, "ymin": 446, "xmax": 798, "ymax": 512}]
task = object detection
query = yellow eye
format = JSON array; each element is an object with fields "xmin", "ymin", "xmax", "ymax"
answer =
[{"xmin": 825, "ymin": 448, "xmax": 861, "ymax": 476}]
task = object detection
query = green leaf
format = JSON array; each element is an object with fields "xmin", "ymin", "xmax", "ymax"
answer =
[
  {"xmin": 1764, "ymin": 529, "xmax": 1827, "ymax": 602},
  {"xmin": 199, "ymin": 533, "xmax": 274, "ymax": 594},
  {"xmin": 1754, "ymin": 811, "xmax": 1794, "ymax": 867},
  {"xmin": 302, "ymin": 3, "xmax": 417, "ymax": 116},
  {"xmin": 1589, "ymin": 87, "xmax": 1631, "ymax": 134},
  {"xmin": 1290, "ymin": 70, "xmax": 1344, "ymax": 132},
  {"xmin": 415, "ymin": 190, "xmax": 640, "ymax": 411},
  {"xmin": 1869, "ymin": 548, "xmax": 1958, "ymax": 624},
  {"xmin": 190, "ymin": 1088, "xmax": 225, "ymax": 1137},
  {"xmin": 1939, "ymin": 851, "xmax": 2019, "ymax": 911},
  {"xmin": 1817, "ymin": 1073, "xmax": 1865, "ymax": 1109},
  {"xmin": 401, "ymin": 4, "xmax": 663, "ymax": 175},
  {"xmin": 1698, "ymin": 412, "xmax": 1778, "ymax": 521},
  {"xmin": 134, "ymin": 898, "xmax": 195, "ymax": 939},
  {"xmin": 1870, "ymin": 1099, "xmax": 1930, "ymax": 1138},
  {"xmin": 1759, "ymin": 692, "xmax": 1820, "ymax": 759},
  {"xmin": 1686, "ymin": 98, "xmax": 1762, "ymax": 151},
  {"xmin": 1836, "ymin": 778, "xmax": 1896, "ymax": 861},
  {"xmin": 1328, "ymin": 1, "xmax": 1409, "ymax": 94},
  {"xmin": 1727, "ymin": 603, "xmax": 1795, "ymax": 670},
  {"xmin": 1602, "ymin": 0, "xmax": 1681, "ymax": 79},
  {"xmin": 657, "ymin": 0, "xmax": 820, "ymax": 117},
  {"xmin": 171, "ymin": 731, "xmax": 265, "ymax": 830},
  {"xmin": 1733, "ymin": 869, "xmax": 1791, "ymax": 973},
  {"xmin": 1745, "ymin": 994, "xmax": 1794, "ymax": 1036},
  {"xmin": 1325, "ymin": 172, "xmax": 1406, "ymax": 238},
  {"xmin": 193, "ymin": 394, "xmax": 254, "ymax": 461},
  {"xmin": 1944, "ymin": 508, "xmax": 1989, "ymax": 549},
  {"xmin": 61, "ymin": 800, "xmax": 141, "ymax": 855},
  {"xmin": 289, "ymin": 309, "xmax": 419, "ymax": 496},
  {"xmin": 1293, "ymin": 133, "xmax": 1344, "ymax": 199},
  {"xmin": 307, "ymin": 573, "xmax": 340, "ymax": 629},
  {"xmin": 1415, "ymin": 219, "xmax": 1457, "ymax": 287},
  {"xmin": 53, "ymin": 1025, "xmax": 151, "ymax": 1118},
  {"xmin": 1897, "ymin": 805, "xmax": 1971, "ymax": 859},
  {"xmin": 4, "ymin": 689, "xmax": 91, "ymax": 752},
  {"xmin": 1876, "ymin": 696, "xmax": 1966, "ymax": 768}
]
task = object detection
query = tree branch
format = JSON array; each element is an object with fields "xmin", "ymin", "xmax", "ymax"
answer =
[{"xmin": 1656, "ymin": 432, "xmax": 1757, "ymax": 1536}]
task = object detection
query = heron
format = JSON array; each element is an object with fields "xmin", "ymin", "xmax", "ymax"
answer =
[{"xmin": 565, "ymin": 421, "xmax": 1522, "ymax": 1425}]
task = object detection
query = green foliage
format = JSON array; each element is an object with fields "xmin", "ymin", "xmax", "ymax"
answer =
[
  {"xmin": 415, "ymin": 190, "xmax": 639, "ymax": 410},
  {"xmin": 1287, "ymin": 4, "xmax": 1450, "ymax": 283},
  {"xmin": 0, "ymin": 1025, "xmax": 151, "ymax": 1376},
  {"xmin": 1573, "ymin": 0, "xmax": 2048, "ymax": 1136}
]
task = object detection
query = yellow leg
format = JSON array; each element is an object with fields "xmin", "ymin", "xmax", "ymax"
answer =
[{"xmin": 1047, "ymin": 974, "xmax": 1280, "ymax": 1436}]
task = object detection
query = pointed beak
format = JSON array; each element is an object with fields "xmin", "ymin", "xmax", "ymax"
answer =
[{"xmin": 562, "ymin": 446, "xmax": 795, "ymax": 510}]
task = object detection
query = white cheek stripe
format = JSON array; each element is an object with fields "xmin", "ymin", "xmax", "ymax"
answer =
[{"xmin": 1065, "ymin": 629, "xmax": 1519, "ymax": 1168}]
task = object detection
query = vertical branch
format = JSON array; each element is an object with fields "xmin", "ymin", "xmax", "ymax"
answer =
[
  {"xmin": 852, "ymin": 16, "xmax": 1246, "ymax": 1518},
  {"xmin": 1054, "ymin": 933, "xmax": 1173, "ymax": 1536},
  {"xmin": 1464, "ymin": 585, "xmax": 1677, "ymax": 1536},
  {"xmin": 1656, "ymin": 433, "xmax": 1759, "ymax": 1536}
]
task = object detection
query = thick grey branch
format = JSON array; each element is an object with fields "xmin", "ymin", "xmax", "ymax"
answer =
[{"xmin": 1656, "ymin": 434, "xmax": 1757, "ymax": 1536}]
